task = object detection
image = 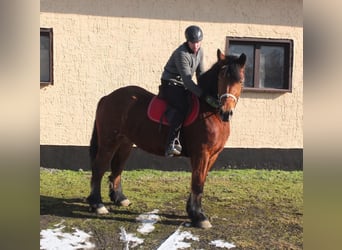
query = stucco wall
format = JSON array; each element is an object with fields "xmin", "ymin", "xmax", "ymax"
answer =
[{"xmin": 40, "ymin": 0, "xmax": 303, "ymax": 149}]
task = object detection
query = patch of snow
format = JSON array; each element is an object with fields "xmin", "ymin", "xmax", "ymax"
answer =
[
  {"xmin": 136, "ymin": 209, "xmax": 160, "ymax": 234},
  {"xmin": 156, "ymin": 229, "xmax": 199, "ymax": 250},
  {"xmin": 40, "ymin": 222, "xmax": 95, "ymax": 250},
  {"xmin": 41, "ymin": 210, "xmax": 237, "ymax": 250},
  {"xmin": 210, "ymin": 239, "xmax": 236, "ymax": 249},
  {"xmin": 120, "ymin": 227, "xmax": 144, "ymax": 249}
]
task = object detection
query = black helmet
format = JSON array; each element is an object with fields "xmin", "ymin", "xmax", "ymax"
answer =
[{"xmin": 185, "ymin": 25, "xmax": 203, "ymax": 42}]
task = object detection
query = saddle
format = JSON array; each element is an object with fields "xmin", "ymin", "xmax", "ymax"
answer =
[{"xmin": 147, "ymin": 94, "xmax": 199, "ymax": 127}]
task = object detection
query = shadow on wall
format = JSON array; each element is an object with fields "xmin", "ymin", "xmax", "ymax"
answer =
[
  {"xmin": 40, "ymin": 145, "xmax": 303, "ymax": 171},
  {"xmin": 40, "ymin": 0, "xmax": 302, "ymax": 27}
]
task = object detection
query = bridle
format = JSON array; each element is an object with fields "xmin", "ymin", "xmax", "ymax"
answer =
[
  {"xmin": 217, "ymin": 80, "xmax": 244, "ymax": 122},
  {"xmin": 218, "ymin": 79, "xmax": 244, "ymax": 107},
  {"xmin": 219, "ymin": 93, "xmax": 238, "ymax": 104},
  {"xmin": 211, "ymin": 52, "xmax": 246, "ymax": 121},
  {"xmin": 217, "ymin": 64, "xmax": 244, "ymax": 107}
]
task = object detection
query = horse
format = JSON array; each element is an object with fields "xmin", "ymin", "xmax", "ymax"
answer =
[{"xmin": 87, "ymin": 49, "xmax": 246, "ymax": 229}]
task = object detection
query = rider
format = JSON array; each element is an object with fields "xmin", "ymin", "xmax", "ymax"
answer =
[{"xmin": 159, "ymin": 25, "xmax": 219, "ymax": 157}]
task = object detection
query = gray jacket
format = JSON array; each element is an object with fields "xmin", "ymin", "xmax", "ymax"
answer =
[{"xmin": 161, "ymin": 42, "xmax": 204, "ymax": 97}]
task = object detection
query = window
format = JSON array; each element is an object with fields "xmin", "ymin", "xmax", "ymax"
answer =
[
  {"xmin": 226, "ymin": 37, "xmax": 293, "ymax": 92},
  {"xmin": 40, "ymin": 28, "xmax": 53, "ymax": 85}
]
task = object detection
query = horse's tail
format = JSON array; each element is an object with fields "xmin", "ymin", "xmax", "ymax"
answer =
[{"xmin": 89, "ymin": 120, "xmax": 98, "ymax": 163}]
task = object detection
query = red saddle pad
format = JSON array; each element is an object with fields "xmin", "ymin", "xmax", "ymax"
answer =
[{"xmin": 147, "ymin": 95, "xmax": 199, "ymax": 127}]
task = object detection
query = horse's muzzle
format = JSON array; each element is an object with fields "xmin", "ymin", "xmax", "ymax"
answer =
[{"xmin": 219, "ymin": 109, "xmax": 233, "ymax": 122}]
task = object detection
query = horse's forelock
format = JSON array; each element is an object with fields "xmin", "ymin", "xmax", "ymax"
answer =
[{"xmin": 223, "ymin": 55, "xmax": 244, "ymax": 84}]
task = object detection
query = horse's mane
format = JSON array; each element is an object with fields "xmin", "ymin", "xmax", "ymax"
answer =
[{"xmin": 198, "ymin": 62, "xmax": 221, "ymax": 97}]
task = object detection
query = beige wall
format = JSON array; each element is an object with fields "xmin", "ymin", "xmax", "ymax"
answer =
[{"xmin": 40, "ymin": 0, "xmax": 303, "ymax": 149}]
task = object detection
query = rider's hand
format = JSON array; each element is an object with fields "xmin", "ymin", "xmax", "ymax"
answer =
[{"xmin": 204, "ymin": 95, "xmax": 220, "ymax": 109}]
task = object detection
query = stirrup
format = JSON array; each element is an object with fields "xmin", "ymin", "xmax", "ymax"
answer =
[
  {"xmin": 165, "ymin": 145, "xmax": 181, "ymax": 157},
  {"xmin": 174, "ymin": 129, "xmax": 182, "ymax": 151},
  {"xmin": 165, "ymin": 129, "xmax": 182, "ymax": 157},
  {"xmin": 172, "ymin": 137, "xmax": 182, "ymax": 153},
  {"xmin": 165, "ymin": 137, "xmax": 182, "ymax": 157}
]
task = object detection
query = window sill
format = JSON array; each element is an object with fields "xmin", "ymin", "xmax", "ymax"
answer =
[
  {"xmin": 40, "ymin": 82, "xmax": 53, "ymax": 88},
  {"xmin": 243, "ymin": 87, "xmax": 291, "ymax": 93}
]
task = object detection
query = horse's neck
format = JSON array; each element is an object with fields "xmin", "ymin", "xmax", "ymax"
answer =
[{"xmin": 198, "ymin": 66, "xmax": 219, "ymax": 97}]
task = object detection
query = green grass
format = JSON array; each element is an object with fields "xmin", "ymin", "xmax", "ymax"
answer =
[{"xmin": 40, "ymin": 168, "xmax": 303, "ymax": 249}]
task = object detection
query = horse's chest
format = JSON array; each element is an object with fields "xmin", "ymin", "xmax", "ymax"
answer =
[
  {"xmin": 208, "ymin": 124, "xmax": 230, "ymax": 145},
  {"xmin": 217, "ymin": 128, "xmax": 230, "ymax": 145}
]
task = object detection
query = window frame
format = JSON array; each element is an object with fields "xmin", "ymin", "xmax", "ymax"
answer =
[
  {"xmin": 226, "ymin": 37, "xmax": 293, "ymax": 93},
  {"xmin": 40, "ymin": 28, "xmax": 53, "ymax": 86}
]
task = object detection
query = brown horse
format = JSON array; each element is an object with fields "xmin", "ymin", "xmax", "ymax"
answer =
[{"xmin": 87, "ymin": 49, "xmax": 246, "ymax": 228}]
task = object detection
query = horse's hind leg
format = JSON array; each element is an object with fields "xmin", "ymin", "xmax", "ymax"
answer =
[
  {"xmin": 87, "ymin": 147, "xmax": 115, "ymax": 214},
  {"xmin": 108, "ymin": 138, "xmax": 133, "ymax": 207},
  {"xmin": 87, "ymin": 123, "xmax": 118, "ymax": 214}
]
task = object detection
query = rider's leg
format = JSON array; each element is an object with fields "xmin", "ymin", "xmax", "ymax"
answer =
[
  {"xmin": 165, "ymin": 109, "xmax": 183, "ymax": 157},
  {"xmin": 163, "ymin": 85, "xmax": 189, "ymax": 157}
]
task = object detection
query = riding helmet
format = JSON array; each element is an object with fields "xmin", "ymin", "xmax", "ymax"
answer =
[{"xmin": 185, "ymin": 25, "xmax": 203, "ymax": 42}]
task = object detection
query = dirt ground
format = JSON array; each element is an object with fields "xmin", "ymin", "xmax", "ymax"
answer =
[
  {"xmin": 40, "ymin": 196, "xmax": 302, "ymax": 249},
  {"xmin": 40, "ymin": 169, "xmax": 303, "ymax": 249}
]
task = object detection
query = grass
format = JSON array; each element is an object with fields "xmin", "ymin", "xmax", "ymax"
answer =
[{"xmin": 40, "ymin": 168, "xmax": 303, "ymax": 249}]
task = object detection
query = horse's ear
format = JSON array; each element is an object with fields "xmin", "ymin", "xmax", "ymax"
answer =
[
  {"xmin": 217, "ymin": 49, "xmax": 225, "ymax": 61},
  {"xmin": 238, "ymin": 53, "xmax": 247, "ymax": 66}
]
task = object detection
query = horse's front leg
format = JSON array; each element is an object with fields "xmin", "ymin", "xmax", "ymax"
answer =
[
  {"xmin": 187, "ymin": 153, "xmax": 219, "ymax": 228},
  {"xmin": 187, "ymin": 156, "xmax": 209, "ymax": 228},
  {"xmin": 187, "ymin": 191, "xmax": 211, "ymax": 228}
]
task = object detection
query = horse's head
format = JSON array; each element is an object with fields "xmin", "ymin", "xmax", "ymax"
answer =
[{"xmin": 216, "ymin": 49, "xmax": 246, "ymax": 122}]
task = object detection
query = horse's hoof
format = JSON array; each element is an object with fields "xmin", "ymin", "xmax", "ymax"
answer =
[
  {"xmin": 89, "ymin": 204, "xmax": 109, "ymax": 214},
  {"xmin": 197, "ymin": 220, "xmax": 212, "ymax": 229},
  {"xmin": 120, "ymin": 199, "xmax": 131, "ymax": 207},
  {"xmin": 97, "ymin": 205, "xmax": 109, "ymax": 214}
]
